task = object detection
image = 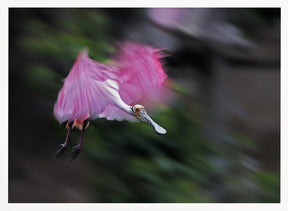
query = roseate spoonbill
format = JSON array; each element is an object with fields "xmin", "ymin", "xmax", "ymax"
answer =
[{"xmin": 54, "ymin": 42, "xmax": 169, "ymax": 161}]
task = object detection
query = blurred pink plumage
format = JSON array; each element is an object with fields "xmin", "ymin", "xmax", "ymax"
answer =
[
  {"xmin": 54, "ymin": 42, "xmax": 170, "ymax": 161},
  {"xmin": 54, "ymin": 49, "xmax": 119, "ymax": 124},
  {"xmin": 99, "ymin": 42, "xmax": 169, "ymax": 121}
]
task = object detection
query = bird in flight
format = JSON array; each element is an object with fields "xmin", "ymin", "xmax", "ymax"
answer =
[{"xmin": 54, "ymin": 42, "xmax": 170, "ymax": 161}]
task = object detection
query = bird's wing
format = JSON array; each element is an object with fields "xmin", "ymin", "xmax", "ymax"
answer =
[
  {"xmin": 54, "ymin": 49, "xmax": 119, "ymax": 123},
  {"xmin": 99, "ymin": 42, "xmax": 170, "ymax": 121},
  {"xmin": 117, "ymin": 42, "xmax": 169, "ymax": 106}
]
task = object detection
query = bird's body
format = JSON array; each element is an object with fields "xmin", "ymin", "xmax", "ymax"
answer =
[{"xmin": 54, "ymin": 42, "xmax": 170, "ymax": 161}]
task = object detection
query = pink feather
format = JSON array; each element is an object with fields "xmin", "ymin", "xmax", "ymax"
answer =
[
  {"xmin": 54, "ymin": 49, "xmax": 119, "ymax": 123},
  {"xmin": 99, "ymin": 42, "xmax": 170, "ymax": 121}
]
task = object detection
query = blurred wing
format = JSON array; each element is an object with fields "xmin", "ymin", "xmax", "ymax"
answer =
[
  {"xmin": 117, "ymin": 42, "xmax": 168, "ymax": 105},
  {"xmin": 54, "ymin": 49, "xmax": 119, "ymax": 123},
  {"xmin": 99, "ymin": 42, "xmax": 170, "ymax": 121}
]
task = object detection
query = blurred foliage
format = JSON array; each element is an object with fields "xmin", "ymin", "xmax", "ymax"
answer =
[
  {"xmin": 84, "ymin": 103, "xmax": 279, "ymax": 202},
  {"xmin": 12, "ymin": 8, "xmax": 279, "ymax": 203}
]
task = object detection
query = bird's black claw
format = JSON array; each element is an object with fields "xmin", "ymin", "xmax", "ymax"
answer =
[
  {"xmin": 68, "ymin": 145, "xmax": 80, "ymax": 162},
  {"xmin": 54, "ymin": 144, "xmax": 66, "ymax": 158}
]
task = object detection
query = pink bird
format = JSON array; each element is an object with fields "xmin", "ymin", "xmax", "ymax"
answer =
[{"xmin": 54, "ymin": 42, "xmax": 169, "ymax": 161}]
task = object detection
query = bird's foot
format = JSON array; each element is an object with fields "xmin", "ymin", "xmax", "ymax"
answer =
[
  {"xmin": 54, "ymin": 144, "xmax": 66, "ymax": 158},
  {"xmin": 68, "ymin": 145, "xmax": 81, "ymax": 162}
]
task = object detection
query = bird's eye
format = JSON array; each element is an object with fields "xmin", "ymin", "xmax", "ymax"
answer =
[{"xmin": 133, "ymin": 104, "xmax": 144, "ymax": 114}]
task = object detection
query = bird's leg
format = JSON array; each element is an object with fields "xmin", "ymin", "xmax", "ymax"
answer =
[
  {"xmin": 55, "ymin": 121, "xmax": 73, "ymax": 158},
  {"xmin": 68, "ymin": 119, "xmax": 89, "ymax": 162}
]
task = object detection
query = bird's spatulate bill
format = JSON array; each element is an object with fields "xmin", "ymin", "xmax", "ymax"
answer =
[{"xmin": 139, "ymin": 109, "xmax": 167, "ymax": 135}]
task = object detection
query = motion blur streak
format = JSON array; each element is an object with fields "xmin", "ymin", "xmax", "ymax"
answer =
[{"xmin": 9, "ymin": 8, "xmax": 280, "ymax": 203}]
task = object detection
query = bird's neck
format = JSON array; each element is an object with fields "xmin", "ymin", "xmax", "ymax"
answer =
[
  {"xmin": 116, "ymin": 101, "xmax": 133, "ymax": 115},
  {"xmin": 103, "ymin": 79, "xmax": 134, "ymax": 115}
]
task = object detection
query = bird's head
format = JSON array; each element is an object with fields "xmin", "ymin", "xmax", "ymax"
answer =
[{"xmin": 131, "ymin": 104, "xmax": 167, "ymax": 135}]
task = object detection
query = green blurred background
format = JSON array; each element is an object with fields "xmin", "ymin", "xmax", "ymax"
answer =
[{"xmin": 9, "ymin": 8, "xmax": 280, "ymax": 203}]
